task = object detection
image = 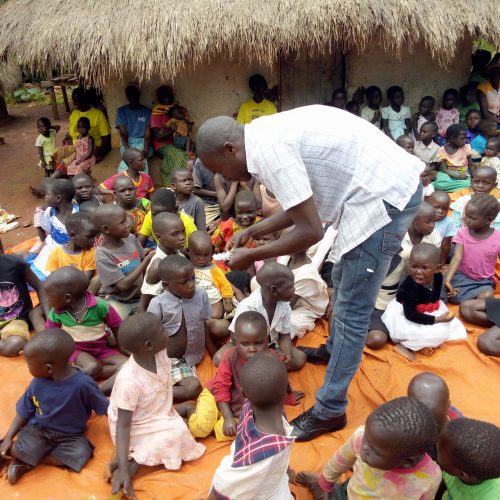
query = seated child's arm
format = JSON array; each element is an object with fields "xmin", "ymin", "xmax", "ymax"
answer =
[
  {"xmin": 113, "ymin": 252, "xmax": 155, "ymax": 294},
  {"xmin": 440, "ymin": 236, "xmax": 452, "ymax": 266},
  {"xmin": 404, "ymin": 117, "xmax": 411, "ymax": 135},
  {"xmin": 400, "ymin": 294, "xmax": 437, "ymax": 325},
  {"xmin": 113, "ymin": 408, "xmax": 136, "ymax": 499},
  {"xmin": 214, "ymin": 175, "xmax": 238, "ymax": 220},
  {"xmin": 26, "ymin": 268, "xmax": 50, "ymax": 318},
  {"xmin": 445, "ymin": 243, "xmax": 464, "ymax": 299},
  {"xmin": 137, "ymin": 233, "xmax": 148, "ymax": 247},
  {"xmin": 205, "ymin": 323, "xmax": 218, "ymax": 358},
  {"xmin": 52, "ymin": 125, "xmax": 61, "ymax": 133},
  {"xmin": 278, "ymin": 333, "xmax": 293, "ymax": 367},
  {"xmin": 76, "ymin": 136, "xmax": 94, "ymax": 164},
  {"xmin": 212, "ymin": 267, "xmax": 234, "ymax": 314},
  {"xmin": 0, "ymin": 414, "xmax": 27, "ymax": 458},
  {"xmin": 381, "ymin": 118, "xmax": 391, "ymax": 138},
  {"xmin": 104, "ymin": 304, "xmax": 123, "ymax": 339},
  {"xmin": 412, "ymin": 113, "xmax": 419, "ymax": 136},
  {"xmin": 467, "ymin": 154, "xmax": 473, "ymax": 175},
  {"xmin": 289, "ymin": 294, "xmax": 301, "ymax": 309}
]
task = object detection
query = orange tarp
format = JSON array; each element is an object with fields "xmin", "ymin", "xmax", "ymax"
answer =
[{"xmin": 1, "ymin": 242, "xmax": 499, "ymax": 499}]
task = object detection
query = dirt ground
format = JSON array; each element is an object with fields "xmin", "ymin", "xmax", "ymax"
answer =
[{"xmin": 0, "ymin": 102, "xmax": 162, "ymax": 249}]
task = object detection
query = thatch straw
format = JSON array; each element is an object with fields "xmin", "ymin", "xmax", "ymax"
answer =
[
  {"xmin": 0, "ymin": 59, "xmax": 21, "ymax": 94},
  {"xmin": 0, "ymin": 0, "xmax": 498, "ymax": 87}
]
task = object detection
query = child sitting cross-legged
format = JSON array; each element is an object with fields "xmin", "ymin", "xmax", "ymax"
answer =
[
  {"xmin": 215, "ymin": 262, "xmax": 306, "ymax": 371},
  {"xmin": 147, "ymin": 255, "xmax": 216, "ymax": 402},
  {"xmin": 433, "ymin": 124, "xmax": 472, "ymax": 193},
  {"xmin": 106, "ymin": 313, "xmax": 205, "ymax": 499},
  {"xmin": 295, "ymin": 396, "xmax": 441, "ymax": 499},
  {"xmin": 382, "ymin": 243, "xmax": 466, "ymax": 361},
  {"xmin": 93, "ymin": 205, "xmax": 156, "ymax": 318},
  {"xmin": 100, "ymin": 148, "xmax": 154, "ymax": 200},
  {"xmin": 112, "ymin": 175, "xmax": 150, "ymax": 235},
  {"xmin": 140, "ymin": 212, "xmax": 186, "ymax": 310},
  {"xmin": 0, "ymin": 329, "xmax": 109, "ymax": 484},
  {"xmin": 171, "ymin": 168, "xmax": 206, "ymax": 230},
  {"xmin": 182, "ymin": 311, "xmax": 304, "ymax": 443},
  {"xmin": 446, "ymin": 194, "xmax": 500, "ymax": 303},
  {"xmin": 480, "ymin": 136, "xmax": 500, "ymax": 178},
  {"xmin": 437, "ymin": 418, "xmax": 500, "ymax": 499},
  {"xmin": 427, "ymin": 191, "xmax": 455, "ymax": 264},
  {"xmin": 44, "ymin": 267, "xmax": 127, "ymax": 395},
  {"xmin": 208, "ymin": 352, "xmax": 296, "ymax": 500},
  {"xmin": 137, "ymin": 188, "xmax": 196, "ymax": 249}
]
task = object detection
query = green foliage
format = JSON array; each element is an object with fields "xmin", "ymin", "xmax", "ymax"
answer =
[{"xmin": 7, "ymin": 87, "xmax": 46, "ymax": 103}]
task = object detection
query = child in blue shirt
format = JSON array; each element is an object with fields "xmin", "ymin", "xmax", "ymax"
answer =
[
  {"xmin": 427, "ymin": 191, "xmax": 455, "ymax": 264},
  {"xmin": 0, "ymin": 328, "xmax": 109, "ymax": 484}
]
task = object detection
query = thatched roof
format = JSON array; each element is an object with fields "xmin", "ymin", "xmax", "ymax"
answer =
[
  {"xmin": 0, "ymin": 0, "xmax": 499, "ymax": 86},
  {"xmin": 0, "ymin": 59, "xmax": 21, "ymax": 94}
]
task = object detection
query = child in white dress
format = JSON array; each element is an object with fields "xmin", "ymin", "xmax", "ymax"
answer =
[
  {"xmin": 382, "ymin": 243, "xmax": 466, "ymax": 361},
  {"xmin": 107, "ymin": 312, "xmax": 205, "ymax": 498}
]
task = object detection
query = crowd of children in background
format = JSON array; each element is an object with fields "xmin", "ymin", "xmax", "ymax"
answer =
[{"xmin": 0, "ymin": 57, "xmax": 499, "ymax": 498}]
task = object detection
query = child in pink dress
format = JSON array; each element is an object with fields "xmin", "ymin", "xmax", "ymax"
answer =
[
  {"xmin": 67, "ymin": 117, "xmax": 96, "ymax": 176},
  {"xmin": 107, "ymin": 312, "xmax": 205, "ymax": 499},
  {"xmin": 436, "ymin": 89, "xmax": 460, "ymax": 139}
]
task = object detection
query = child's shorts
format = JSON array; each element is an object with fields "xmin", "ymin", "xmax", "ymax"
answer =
[
  {"xmin": 13, "ymin": 424, "xmax": 94, "ymax": 472},
  {"xmin": 69, "ymin": 335, "xmax": 121, "ymax": 364},
  {"xmin": 171, "ymin": 357, "xmax": 197, "ymax": 385},
  {"xmin": 0, "ymin": 319, "xmax": 30, "ymax": 342},
  {"xmin": 449, "ymin": 271, "xmax": 494, "ymax": 304}
]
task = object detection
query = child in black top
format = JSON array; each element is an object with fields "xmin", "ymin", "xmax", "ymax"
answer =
[{"xmin": 381, "ymin": 243, "xmax": 466, "ymax": 361}]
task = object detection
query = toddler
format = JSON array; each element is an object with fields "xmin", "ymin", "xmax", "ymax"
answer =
[
  {"xmin": 185, "ymin": 311, "xmax": 303, "ymax": 443},
  {"xmin": 414, "ymin": 121, "xmax": 440, "ymax": 165},
  {"xmin": 465, "ymin": 108, "xmax": 481, "ymax": 143},
  {"xmin": 147, "ymin": 255, "xmax": 213, "ymax": 402},
  {"xmin": 65, "ymin": 117, "xmax": 95, "ymax": 177},
  {"xmin": 35, "ymin": 117, "xmax": 60, "ymax": 176},
  {"xmin": 381, "ymin": 85, "xmax": 411, "ymax": 140},
  {"xmin": 480, "ymin": 136, "xmax": 500, "ymax": 178},
  {"xmin": 72, "ymin": 173, "xmax": 103, "ymax": 208},
  {"xmin": 107, "ymin": 313, "xmax": 205, "ymax": 499},
  {"xmin": 189, "ymin": 230, "xmax": 234, "ymax": 318},
  {"xmin": 428, "ymin": 191, "xmax": 455, "ymax": 264},
  {"xmin": 458, "ymin": 84, "xmax": 480, "ymax": 125},
  {"xmin": 436, "ymin": 88, "xmax": 460, "ymax": 138},
  {"xmin": 395, "ymin": 134, "xmax": 414, "ymax": 154},
  {"xmin": 446, "ymin": 194, "xmax": 500, "ymax": 303},
  {"xmin": 433, "ymin": 124, "xmax": 472, "ymax": 193},
  {"xmin": 0, "ymin": 329, "xmax": 109, "ymax": 484},
  {"xmin": 0, "ymin": 253, "xmax": 49, "ymax": 355},
  {"xmin": 219, "ymin": 262, "xmax": 306, "ymax": 371},
  {"xmin": 296, "ymin": 397, "xmax": 441, "ymax": 499},
  {"xmin": 93, "ymin": 205, "xmax": 155, "ymax": 318},
  {"xmin": 411, "ymin": 96, "xmax": 436, "ymax": 139},
  {"xmin": 166, "ymin": 104, "xmax": 192, "ymax": 150},
  {"xmin": 212, "ymin": 190, "xmax": 261, "ymax": 270},
  {"xmin": 437, "ymin": 418, "xmax": 500, "ymax": 499},
  {"xmin": 171, "ymin": 168, "xmax": 206, "ymax": 230},
  {"xmin": 137, "ymin": 187, "xmax": 196, "ymax": 248},
  {"xmin": 31, "ymin": 179, "xmax": 79, "ymax": 279},
  {"xmin": 209, "ymin": 352, "xmax": 295, "ymax": 500},
  {"xmin": 470, "ymin": 119, "xmax": 498, "ymax": 155},
  {"xmin": 459, "ymin": 297, "xmax": 500, "ymax": 357},
  {"xmin": 278, "ymin": 250, "xmax": 329, "ymax": 339},
  {"xmin": 46, "ymin": 212, "xmax": 97, "ymax": 286},
  {"xmin": 113, "ymin": 175, "xmax": 150, "ymax": 234},
  {"xmin": 44, "ymin": 267, "xmax": 126, "ymax": 395},
  {"xmin": 360, "ymin": 85, "xmax": 382, "ymax": 128},
  {"xmin": 382, "ymin": 244, "xmax": 466, "ymax": 361},
  {"xmin": 140, "ymin": 212, "xmax": 186, "ymax": 310},
  {"xmin": 100, "ymin": 147, "xmax": 154, "ymax": 200},
  {"xmin": 214, "ymin": 173, "xmax": 260, "ymax": 221},
  {"xmin": 451, "ymin": 166, "xmax": 500, "ymax": 230}
]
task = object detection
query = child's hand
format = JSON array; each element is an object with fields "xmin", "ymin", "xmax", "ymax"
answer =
[
  {"xmin": 373, "ymin": 110, "xmax": 381, "ymax": 121},
  {"xmin": 223, "ymin": 298, "xmax": 234, "ymax": 314},
  {"xmin": 281, "ymin": 352, "xmax": 292, "ymax": 368},
  {"xmin": 142, "ymin": 250, "xmax": 156, "ymax": 263},
  {"xmin": 222, "ymin": 417, "xmax": 238, "ymax": 437},
  {"xmin": 285, "ymin": 390, "xmax": 305, "ymax": 406},
  {"xmin": 112, "ymin": 468, "xmax": 136, "ymax": 499},
  {"xmin": 435, "ymin": 311, "xmax": 455, "ymax": 323},
  {"xmin": 0, "ymin": 437, "xmax": 12, "ymax": 457},
  {"xmin": 445, "ymin": 282, "xmax": 458, "ymax": 298}
]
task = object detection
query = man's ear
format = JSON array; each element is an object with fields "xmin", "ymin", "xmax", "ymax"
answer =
[{"xmin": 223, "ymin": 141, "xmax": 237, "ymax": 155}]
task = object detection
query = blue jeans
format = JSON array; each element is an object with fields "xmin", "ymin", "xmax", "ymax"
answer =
[{"xmin": 313, "ymin": 185, "xmax": 422, "ymax": 419}]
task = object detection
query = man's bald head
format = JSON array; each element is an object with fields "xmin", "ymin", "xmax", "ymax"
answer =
[{"xmin": 196, "ymin": 116, "xmax": 250, "ymax": 181}]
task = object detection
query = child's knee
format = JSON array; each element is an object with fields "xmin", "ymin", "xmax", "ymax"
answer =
[
  {"xmin": 477, "ymin": 327, "xmax": 500, "ymax": 357},
  {"xmin": 28, "ymin": 307, "xmax": 45, "ymax": 332},
  {"xmin": 212, "ymin": 344, "xmax": 231, "ymax": 367},
  {"xmin": 288, "ymin": 348, "xmax": 306, "ymax": 371},
  {"xmin": 207, "ymin": 319, "xmax": 230, "ymax": 339},
  {"xmin": 0, "ymin": 336, "xmax": 27, "ymax": 357},
  {"xmin": 366, "ymin": 330, "xmax": 389, "ymax": 350},
  {"xmin": 188, "ymin": 388, "xmax": 218, "ymax": 438},
  {"xmin": 179, "ymin": 377, "xmax": 202, "ymax": 400},
  {"xmin": 79, "ymin": 358, "xmax": 103, "ymax": 379}
]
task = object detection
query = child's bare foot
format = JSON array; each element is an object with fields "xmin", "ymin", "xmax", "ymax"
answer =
[
  {"xmin": 419, "ymin": 347, "xmax": 435, "ymax": 357},
  {"xmin": 295, "ymin": 471, "xmax": 328, "ymax": 500},
  {"xmin": 394, "ymin": 344, "xmax": 416, "ymax": 362},
  {"xmin": 105, "ymin": 450, "xmax": 118, "ymax": 482}
]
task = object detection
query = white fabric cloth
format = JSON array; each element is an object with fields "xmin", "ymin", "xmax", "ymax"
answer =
[
  {"xmin": 422, "ymin": 184, "xmax": 435, "ymax": 198},
  {"xmin": 382, "ymin": 299, "xmax": 467, "ymax": 351},
  {"xmin": 141, "ymin": 248, "xmax": 184, "ymax": 296},
  {"xmin": 245, "ymin": 105, "xmax": 423, "ymax": 259}
]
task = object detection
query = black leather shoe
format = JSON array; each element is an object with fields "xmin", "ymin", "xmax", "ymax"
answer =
[
  {"xmin": 297, "ymin": 344, "xmax": 330, "ymax": 365},
  {"xmin": 290, "ymin": 407, "xmax": 347, "ymax": 442}
]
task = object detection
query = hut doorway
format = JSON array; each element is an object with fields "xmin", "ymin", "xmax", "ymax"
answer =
[{"xmin": 279, "ymin": 48, "xmax": 344, "ymax": 111}]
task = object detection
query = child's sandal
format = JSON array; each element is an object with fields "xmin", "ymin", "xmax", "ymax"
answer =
[{"xmin": 7, "ymin": 459, "xmax": 32, "ymax": 485}]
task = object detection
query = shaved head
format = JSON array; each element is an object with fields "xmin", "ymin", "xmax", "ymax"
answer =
[
  {"xmin": 92, "ymin": 204, "xmax": 126, "ymax": 228},
  {"xmin": 196, "ymin": 116, "xmax": 242, "ymax": 156},
  {"xmin": 256, "ymin": 262, "xmax": 294, "ymax": 287}
]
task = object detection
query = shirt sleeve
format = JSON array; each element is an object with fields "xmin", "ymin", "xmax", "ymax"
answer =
[
  {"xmin": 115, "ymin": 106, "xmax": 125, "ymax": 128},
  {"xmin": 380, "ymin": 107, "xmax": 390, "ymax": 120},
  {"xmin": 210, "ymin": 350, "xmax": 234, "ymax": 404},
  {"xmin": 320, "ymin": 427, "xmax": 362, "ymax": 488},
  {"xmin": 45, "ymin": 309, "xmax": 61, "ymax": 329},
  {"xmin": 436, "ymin": 146, "xmax": 447, "ymax": 161},
  {"xmin": 40, "ymin": 207, "xmax": 52, "ymax": 233},
  {"xmin": 97, "ymin": 110, "xmax": 111, "ymax": 137},
  {"xmin": 211, "ymin": 267, "xmax": 234, "ymax": 299},
  {"xmin": 194, "ymin": 198, "xmax": 206, "ymax": 230},
  {"xmin": 402, "ymin": 106, "xmax": 411, "ymax": 120},
  {"xmin": 464, "ymin": 144, "xmax": 472, "ymax": 157},
  {"xmin": 251, "ymin": 141, "xmax": 314, "ymax": 212},
  {"xmin": 15, "ymin": 385, "xmax": 36, "ymax": 420},
  {"xmin": 83, "ymin": 377, "xmax": 110, "ymax": 415},
  {"xmin": 100, "ymin": 174, "xmax": 117, "ymax": 191},
  {"xmin": 181, "ymin": 212, "xmax": 197, "ymax": 244},
  {"xmin": 397, "ymin": 280, "xmax": 436, "ymax": 325},
  {"xmin": 104, "ymin": 304, "xmax": 123, "ymax": 330},
  {"xmin": 35, "ymin": 135, "xmax": 44, "ymax": 147},
  {"xmin": 143, "ymin": 174, "xmax": 154, "ymax": 193},
  {"xmin": 45, "ymin": 248, "xmax": 59, "ymax": 272},
  {"xmin": 81, "ymin": 249, "xmax": 96, "ymax": 271},
  {"xmin": 139, "ymin": 211, "xmax": 153, "ymax": 237},
  {"xmin": 95, "ymin": 248, "xmax": 126, "ymax": 287},
  {"xmin": 452, "ymin": 228, "xmax": 466, "ymax": 245},
  {"xmin": 133, "ymin": 235, "xmax": 145, "ymax": 260}
]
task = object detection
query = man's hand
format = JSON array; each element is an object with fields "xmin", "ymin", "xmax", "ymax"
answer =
[
  {"xmin": 222, "ymin": 417, "xmax": 238, "ymax": 437},
  {"xmin": 230, "ymin": 229, "xmax": 253, "ymax": 249},
  {"xmin": 227, "ymin": 247, "xmax": 256, "ymax": 270}
]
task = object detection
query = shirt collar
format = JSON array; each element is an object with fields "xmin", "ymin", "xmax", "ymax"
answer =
[{"xmin": 55, "ymin": 291, "xmax": 96, "ymax": 313}]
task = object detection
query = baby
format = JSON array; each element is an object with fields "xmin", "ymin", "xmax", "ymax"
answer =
[
  {"xmin": 107, "ymin": 313, "xmax": 205, "ymax": 499},
  {"xmin": 0, "ymin": 329, "xmax": 109, "ymax": 484},
  {"xmin": 296, "ymin": 397, "xmax": 441, "ymax": 499}
]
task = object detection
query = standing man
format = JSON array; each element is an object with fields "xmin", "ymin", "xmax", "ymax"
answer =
[{"xmin": 196, "ymin": 106, "xmax": 423, "ymax": 441}]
